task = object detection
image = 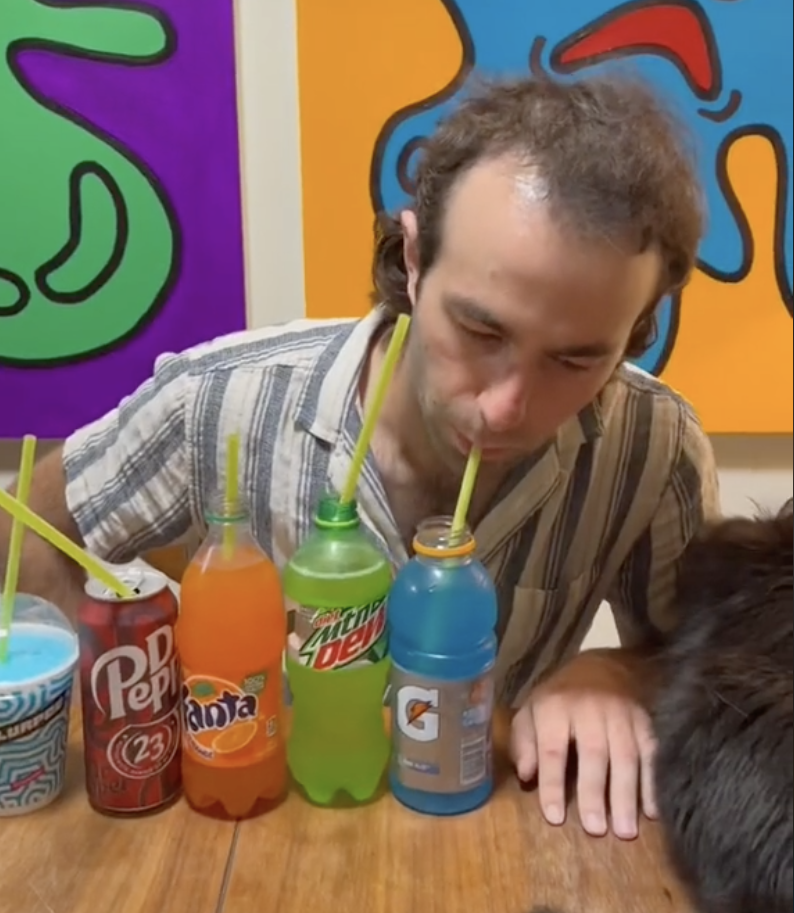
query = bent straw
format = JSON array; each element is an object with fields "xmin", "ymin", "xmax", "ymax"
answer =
[
  {"xmin": 0, "ymin": 436, "xmax": 37, "ymax": 662},
  {"xmin": 450, "ymin": 446, "xmax": 482, "ymax": 540},
  {"xmin": 222, "ymin": 432, "xmax": 240, "ymax": 559},
  {"xmin": 340, "ymin": 313, "xmax": 411, "ymax": 506},
  {"xmin": 0, "ymin": 488, "xmax": 135, "ymax": 599}
]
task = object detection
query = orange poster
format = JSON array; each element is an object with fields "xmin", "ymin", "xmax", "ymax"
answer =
[{"xmin": 296, "ymin": 0, "xmax": 793, "ymax": 433}]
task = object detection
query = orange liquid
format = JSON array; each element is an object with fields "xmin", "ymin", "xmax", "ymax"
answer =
[{"xmin": 177, "ymin": 544, "xmax": 288, "ymax": 820}]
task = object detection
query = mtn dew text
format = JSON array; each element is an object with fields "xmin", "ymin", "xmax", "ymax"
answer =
[
  {"xmin": 282, "ymin": 495, "xmax": 393, "ymax": 805},
  {"xmin": 289, "ymin": 599, "xmax": 387, "ymax": 671}
]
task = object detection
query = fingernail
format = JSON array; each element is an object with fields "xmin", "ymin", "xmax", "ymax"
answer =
[
  {"xmin": 585, "ymin": 813, "xmax": 607, "ymax": 835},
  {"xmin": 616, "ymin": 819, "xmax": 638, "ymax": 839},
  {"xmin": 545, "ymin": 804, "xmax": 564, "ymax": 825}
]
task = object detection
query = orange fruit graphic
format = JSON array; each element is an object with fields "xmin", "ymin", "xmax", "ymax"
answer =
[{"xmin": 212, "ymin": 720, "xmax": 258, "ymax": 755}]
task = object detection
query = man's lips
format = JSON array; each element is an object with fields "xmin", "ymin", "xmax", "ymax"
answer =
[{"xmin": 549, "ymin": 1, "xmax": 722, "ymax": 102}]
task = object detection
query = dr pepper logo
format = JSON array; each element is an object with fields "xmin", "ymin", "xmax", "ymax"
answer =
[{"xmin": 296, "ymin": 600, "xmax": 387, "ymax": 670}]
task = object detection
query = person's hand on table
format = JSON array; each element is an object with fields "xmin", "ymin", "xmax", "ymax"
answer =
[{"xmin": 509, "ymin": 648, "xmax": 658, "ymax": 841}]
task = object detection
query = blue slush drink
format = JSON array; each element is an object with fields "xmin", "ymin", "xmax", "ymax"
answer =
[{"xmin": 0, "ymin": 595, "xmax": 79, "ymax": 816}]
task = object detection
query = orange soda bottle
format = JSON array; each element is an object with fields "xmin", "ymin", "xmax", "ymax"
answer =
[{"xmin": 176, "ymin": 495, "xmax": 287, "ymax": 819}]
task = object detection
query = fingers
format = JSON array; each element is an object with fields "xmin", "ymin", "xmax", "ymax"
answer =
[
  {"xmin": 605, "ymin": 707, "xmax": 640, "ymax": 840},
  {"xmin": 533, "ymin": 698, "xmax": 572, "ymax": 826},
  {"xmin": 510, "ymin": 703, "xmax": 539, "ymax": 783},
  {"xmin": 633, "ymin": 707, "xmax": 659, "ymax": 821},
  {"xmin": 572, "ymin": 705, "xmax": 610, "ymax": 837}
]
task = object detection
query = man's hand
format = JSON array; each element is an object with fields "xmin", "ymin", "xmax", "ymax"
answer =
[{"xmin": 509, "ymin": 648, "xmax": 659, "ymax": 841}]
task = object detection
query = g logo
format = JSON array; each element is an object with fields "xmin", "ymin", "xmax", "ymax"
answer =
[{"xmin": 396, "ymin": 685, "xmax": 439, "ymax": 743}]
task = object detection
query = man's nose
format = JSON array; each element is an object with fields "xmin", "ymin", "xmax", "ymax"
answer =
[{"xmin": 477, "ymin": 373, "xmax": 529, "ymax": 435}]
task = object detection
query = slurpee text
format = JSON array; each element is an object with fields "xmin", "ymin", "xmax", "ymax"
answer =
[
  {"xmin": 283, "ymin": 495, "xmax": 392, "ymax": 805},
  {"xmin": 177, "ymin": 496, "xmax": 287, "ymax": 820},
  {"xmin": 77, "ymin": 569, "xmax": 182, "ymax": 817}
]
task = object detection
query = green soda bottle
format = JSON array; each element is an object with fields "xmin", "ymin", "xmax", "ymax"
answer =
[{"xmin": 283, "ymin": 494, "xmax": 392, "ymax": 804}]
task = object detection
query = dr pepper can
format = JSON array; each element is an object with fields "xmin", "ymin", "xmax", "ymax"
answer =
[{"xmin": 77, "ymin": 567, "xmax": 182, "ymax": 816}]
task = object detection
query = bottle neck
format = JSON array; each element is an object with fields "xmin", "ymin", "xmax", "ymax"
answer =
[
  {"xmin": 202, "ymin": 496, "xmax": 259, "ymax": 552},
  {"xmin": 412, "ymin": 515, "xmax": 476, "ymax": 565}
]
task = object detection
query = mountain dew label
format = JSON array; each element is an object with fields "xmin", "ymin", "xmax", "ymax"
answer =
[{"xmin": 287, "ymin": 598, "xmax": 388, "ymax": 671}]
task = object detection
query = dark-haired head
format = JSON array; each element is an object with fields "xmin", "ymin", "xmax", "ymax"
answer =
[{"xmin": 369, "ymin": 74, "xmax": 705, "ymax": 472}]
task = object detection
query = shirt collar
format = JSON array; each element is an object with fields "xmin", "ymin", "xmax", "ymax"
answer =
[{"xmin": 294, "ymin": 308, "xmax": 387, "ymax": 444}]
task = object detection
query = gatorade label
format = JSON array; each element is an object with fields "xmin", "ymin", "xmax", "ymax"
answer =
[
  {"xmin": 390, "ymin": 665, "xmax": 494, "ymax": 793},
  {"xmin": 286, "ymin": 598, "xmax": 388, "ymax": 671},
  {"xmin": 181, "ymin": 666, "xmax": 280, "ymax": 767}
]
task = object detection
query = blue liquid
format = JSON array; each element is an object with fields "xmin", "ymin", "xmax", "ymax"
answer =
[
  {"xmin": 0, "ymin": 624, "xmax": 79, "ymax": 688},
  {"xmin": 387, "ymin": 552, "xmax": 497, "ymax": 816}
]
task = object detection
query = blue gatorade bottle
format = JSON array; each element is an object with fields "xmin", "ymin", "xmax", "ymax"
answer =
[{"xmin": 387, "ymin": 515, "xmax": 498, "ymax": 815}]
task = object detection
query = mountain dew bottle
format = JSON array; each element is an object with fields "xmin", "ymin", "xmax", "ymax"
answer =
[{"xmin": 283, "ymin": 495, "xmax": 392, "ymax": 804}]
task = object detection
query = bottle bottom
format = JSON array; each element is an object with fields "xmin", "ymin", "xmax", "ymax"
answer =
[
  {"xmin": 389, "ymin": 774, "xmax": 493, "ymax": 817},
  {"xmin": 182, "ymin": 757, "xmax": 287, "ymax": 821},
  {"xmin": 184, "ymin": 790, "xmax": 286, "ymax": 822}
]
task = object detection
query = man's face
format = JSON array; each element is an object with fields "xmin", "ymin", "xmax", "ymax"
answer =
[{"xmin": 401, "ymin": 157, "xmax": 663, "ymax": 471}]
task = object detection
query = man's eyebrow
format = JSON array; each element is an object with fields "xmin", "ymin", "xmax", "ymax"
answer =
[
  {"xmin": 443, "ymin": 294, "xmax": 507, "ymax": 334},
  {"xmin": 549, "ymin": 342, "xmax": 616, "ymax": 358}
]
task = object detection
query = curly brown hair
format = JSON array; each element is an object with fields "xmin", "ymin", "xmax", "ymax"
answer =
[{"xmin": 371, "ymin": 73, "xmax": 705, "ymax": 358}]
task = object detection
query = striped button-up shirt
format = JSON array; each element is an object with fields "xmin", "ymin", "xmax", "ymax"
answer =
[{"xmin": 63, "ymin": 308, "xmax": 721, "ymax": 706}]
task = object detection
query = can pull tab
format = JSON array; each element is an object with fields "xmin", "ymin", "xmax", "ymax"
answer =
[{"xmin": 98, "ymin": 565, "xmax": 145, "ymax": 600}]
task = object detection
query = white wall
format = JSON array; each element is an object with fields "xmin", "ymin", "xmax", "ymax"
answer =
[{"xmin": 2, "ymin": 1, "xmax": 792, "ymax": 645}]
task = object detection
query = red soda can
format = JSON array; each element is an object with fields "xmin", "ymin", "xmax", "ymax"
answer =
[{"xmin": 77, "ymin": 567, "xmax": 182, "ymax": 816}]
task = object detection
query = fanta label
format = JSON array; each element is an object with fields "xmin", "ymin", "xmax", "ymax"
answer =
[
  {"xmin": 181, "ymin": 667, "xmax": 280, "ymax": 767},
  {"xmin": 287, "ymin": 598, "xmax": 388, "ymax": 671}
]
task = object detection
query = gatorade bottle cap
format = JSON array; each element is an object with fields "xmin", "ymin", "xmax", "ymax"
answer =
[
  {"xmin": 315, "ymin": 494, "xmax": 361, "ymax": 530},
  {"xmin": 413, "ymin": 516, "xmax": 476, "ymax": 559}
]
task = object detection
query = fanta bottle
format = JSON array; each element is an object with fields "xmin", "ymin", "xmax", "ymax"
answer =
[
  {"xmin": 283, "ymin": 494, "xmax": 392, "ymax": 804},
  {"xmin": 176, "ymin": 496, "xmax": 287, "ymax": 819},
  {"xmin": 388, "ymin": 515, "xmax": 497, "ymax": 816}
]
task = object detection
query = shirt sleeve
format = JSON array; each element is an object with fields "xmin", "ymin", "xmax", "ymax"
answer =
[
  {"xmin": 62, "ymin": 352, "xmax": 194, "ymax": 564},
  {"xmin": 607, "ymin": 411, "xmax": 722, "ymax": 645}
]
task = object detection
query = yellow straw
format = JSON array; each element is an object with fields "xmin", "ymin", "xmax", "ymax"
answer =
[
  {"xmin": 222, "ymin": 432, "xmax": 240, "ymax": 559},
  {"xmin": 0, "ymin": 488, "xmax": 135, "ymax": 599},
  {"xmin": 0, "ymin": 436, "xmax": 37, "ymax": 662},
  {"xmin": 340, "ymin": 314, "xmax": 411, "ymax": 505},
  {"xmin": 450, "ymin": 447, "xmax": 482, "ymax": 538}
]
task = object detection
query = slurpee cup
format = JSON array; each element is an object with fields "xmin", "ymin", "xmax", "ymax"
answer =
[
  {"xmin": 0, "ymin": 595, "xmax": 79, "ymax": 817},
  {"xmin": 177, "ymin": 496, "xmax": 288, "ymax": 820},
  {"xmin": 283, "ymin": 494, "xmax": 392, "ymax": 804},
  {"xmin": 388, "ymin": 516, "xmax": 497, "ymax": 816}
]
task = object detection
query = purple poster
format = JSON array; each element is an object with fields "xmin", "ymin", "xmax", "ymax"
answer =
[{"xmin": 0, "ymin": 0, "xmax": 246, "ymax": 438}]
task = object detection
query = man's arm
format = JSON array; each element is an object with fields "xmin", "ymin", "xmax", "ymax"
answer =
[
  {"xmin": 0, "ymin": 446, "xmax": 87, "ymax": 620},
  {"xmin": 0, "ymin": 352, "xmax": 193, "ymax": 621},
  {"xmin": 607, "ymin": 411, "xmax": 722, "ymax": 647}
]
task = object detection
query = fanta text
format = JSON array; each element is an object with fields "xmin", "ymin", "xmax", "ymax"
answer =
[
  {"xmin": 90, "ymin": 625, "xmax": 179, "ymax": 722},
  {"xmin": 183, "ymin": 687, "xmax": 258, "ymax": 734},
  {"xmin": 300, "ymin": 600, "xmax": 386, "ymax": 670}
]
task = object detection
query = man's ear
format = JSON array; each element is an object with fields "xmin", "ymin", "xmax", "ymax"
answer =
[{"xmin": 400, "ymin": 209, "xmax": 420, "ymax": 307}]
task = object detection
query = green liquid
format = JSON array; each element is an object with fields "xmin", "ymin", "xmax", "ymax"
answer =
[{"xmin": 283, "ymin": 498, "xmax": 393, "ymax": 805}]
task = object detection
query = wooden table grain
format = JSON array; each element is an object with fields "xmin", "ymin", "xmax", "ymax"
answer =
[
  {"xmin": 223, "ymin": 712, "xmax": 695, "ymax": 913},
  {"xmin": 1, "ymin": 703, "xmax": 694, "ymax": 913},
  {"xmin": 0, "ymin": 700, "xmax": 236, "ymax": 913}
]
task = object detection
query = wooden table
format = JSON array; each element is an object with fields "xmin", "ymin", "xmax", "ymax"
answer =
[{"xmin": 2, "ymin": 703, "xmax": 694, "ymax": 913}]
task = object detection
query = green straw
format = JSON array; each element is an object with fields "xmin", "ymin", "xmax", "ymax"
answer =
[
  {"xmin": 450, "ymin": 446, "xmax": 482, "ymax": 538},
  {"xmin": 339, "ymin": 314, "xmax": 411, "ymax": 505},
  {"xmin": 0, "ymin": 436, "xmax": 37, "ymax": 663},
  {"xmin": 222, "ymin": 432, "xmax": 240, "ymax": 559},
  {"xmin": 0, "ymin": 488, "xmax": 135, "ymax": 599}
]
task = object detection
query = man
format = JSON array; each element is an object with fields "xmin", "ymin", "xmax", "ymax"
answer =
[{"xmin": 1, "ymin": 74, "xmax": 719, "ymax": 841}]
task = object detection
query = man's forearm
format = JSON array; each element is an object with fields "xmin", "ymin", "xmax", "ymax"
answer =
[
  {"xmin": 1, "ymin": 447, "xmax": 89, "ymax": 624},
  {"xmin": 0, "ymin": 511, "xmax": 87, "ymax": 624}
]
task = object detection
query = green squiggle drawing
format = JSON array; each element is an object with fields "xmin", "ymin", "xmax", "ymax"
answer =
[{"xmin": 0, "ymin": 0, "xmax": 178, "ymax": 365}]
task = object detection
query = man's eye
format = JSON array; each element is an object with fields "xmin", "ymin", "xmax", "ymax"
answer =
[
  {"xmin": 459, "ymin": 323, "xmax": 500, "ymax": 344},
  {"xmin": 555, "ymin": 358, "xmax": 594, "ymax": 372}
]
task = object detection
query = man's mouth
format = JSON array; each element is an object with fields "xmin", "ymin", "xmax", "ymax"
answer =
[{"xmin": 548, "ymin": 1, "xmax": 722, "ymax": 102}]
